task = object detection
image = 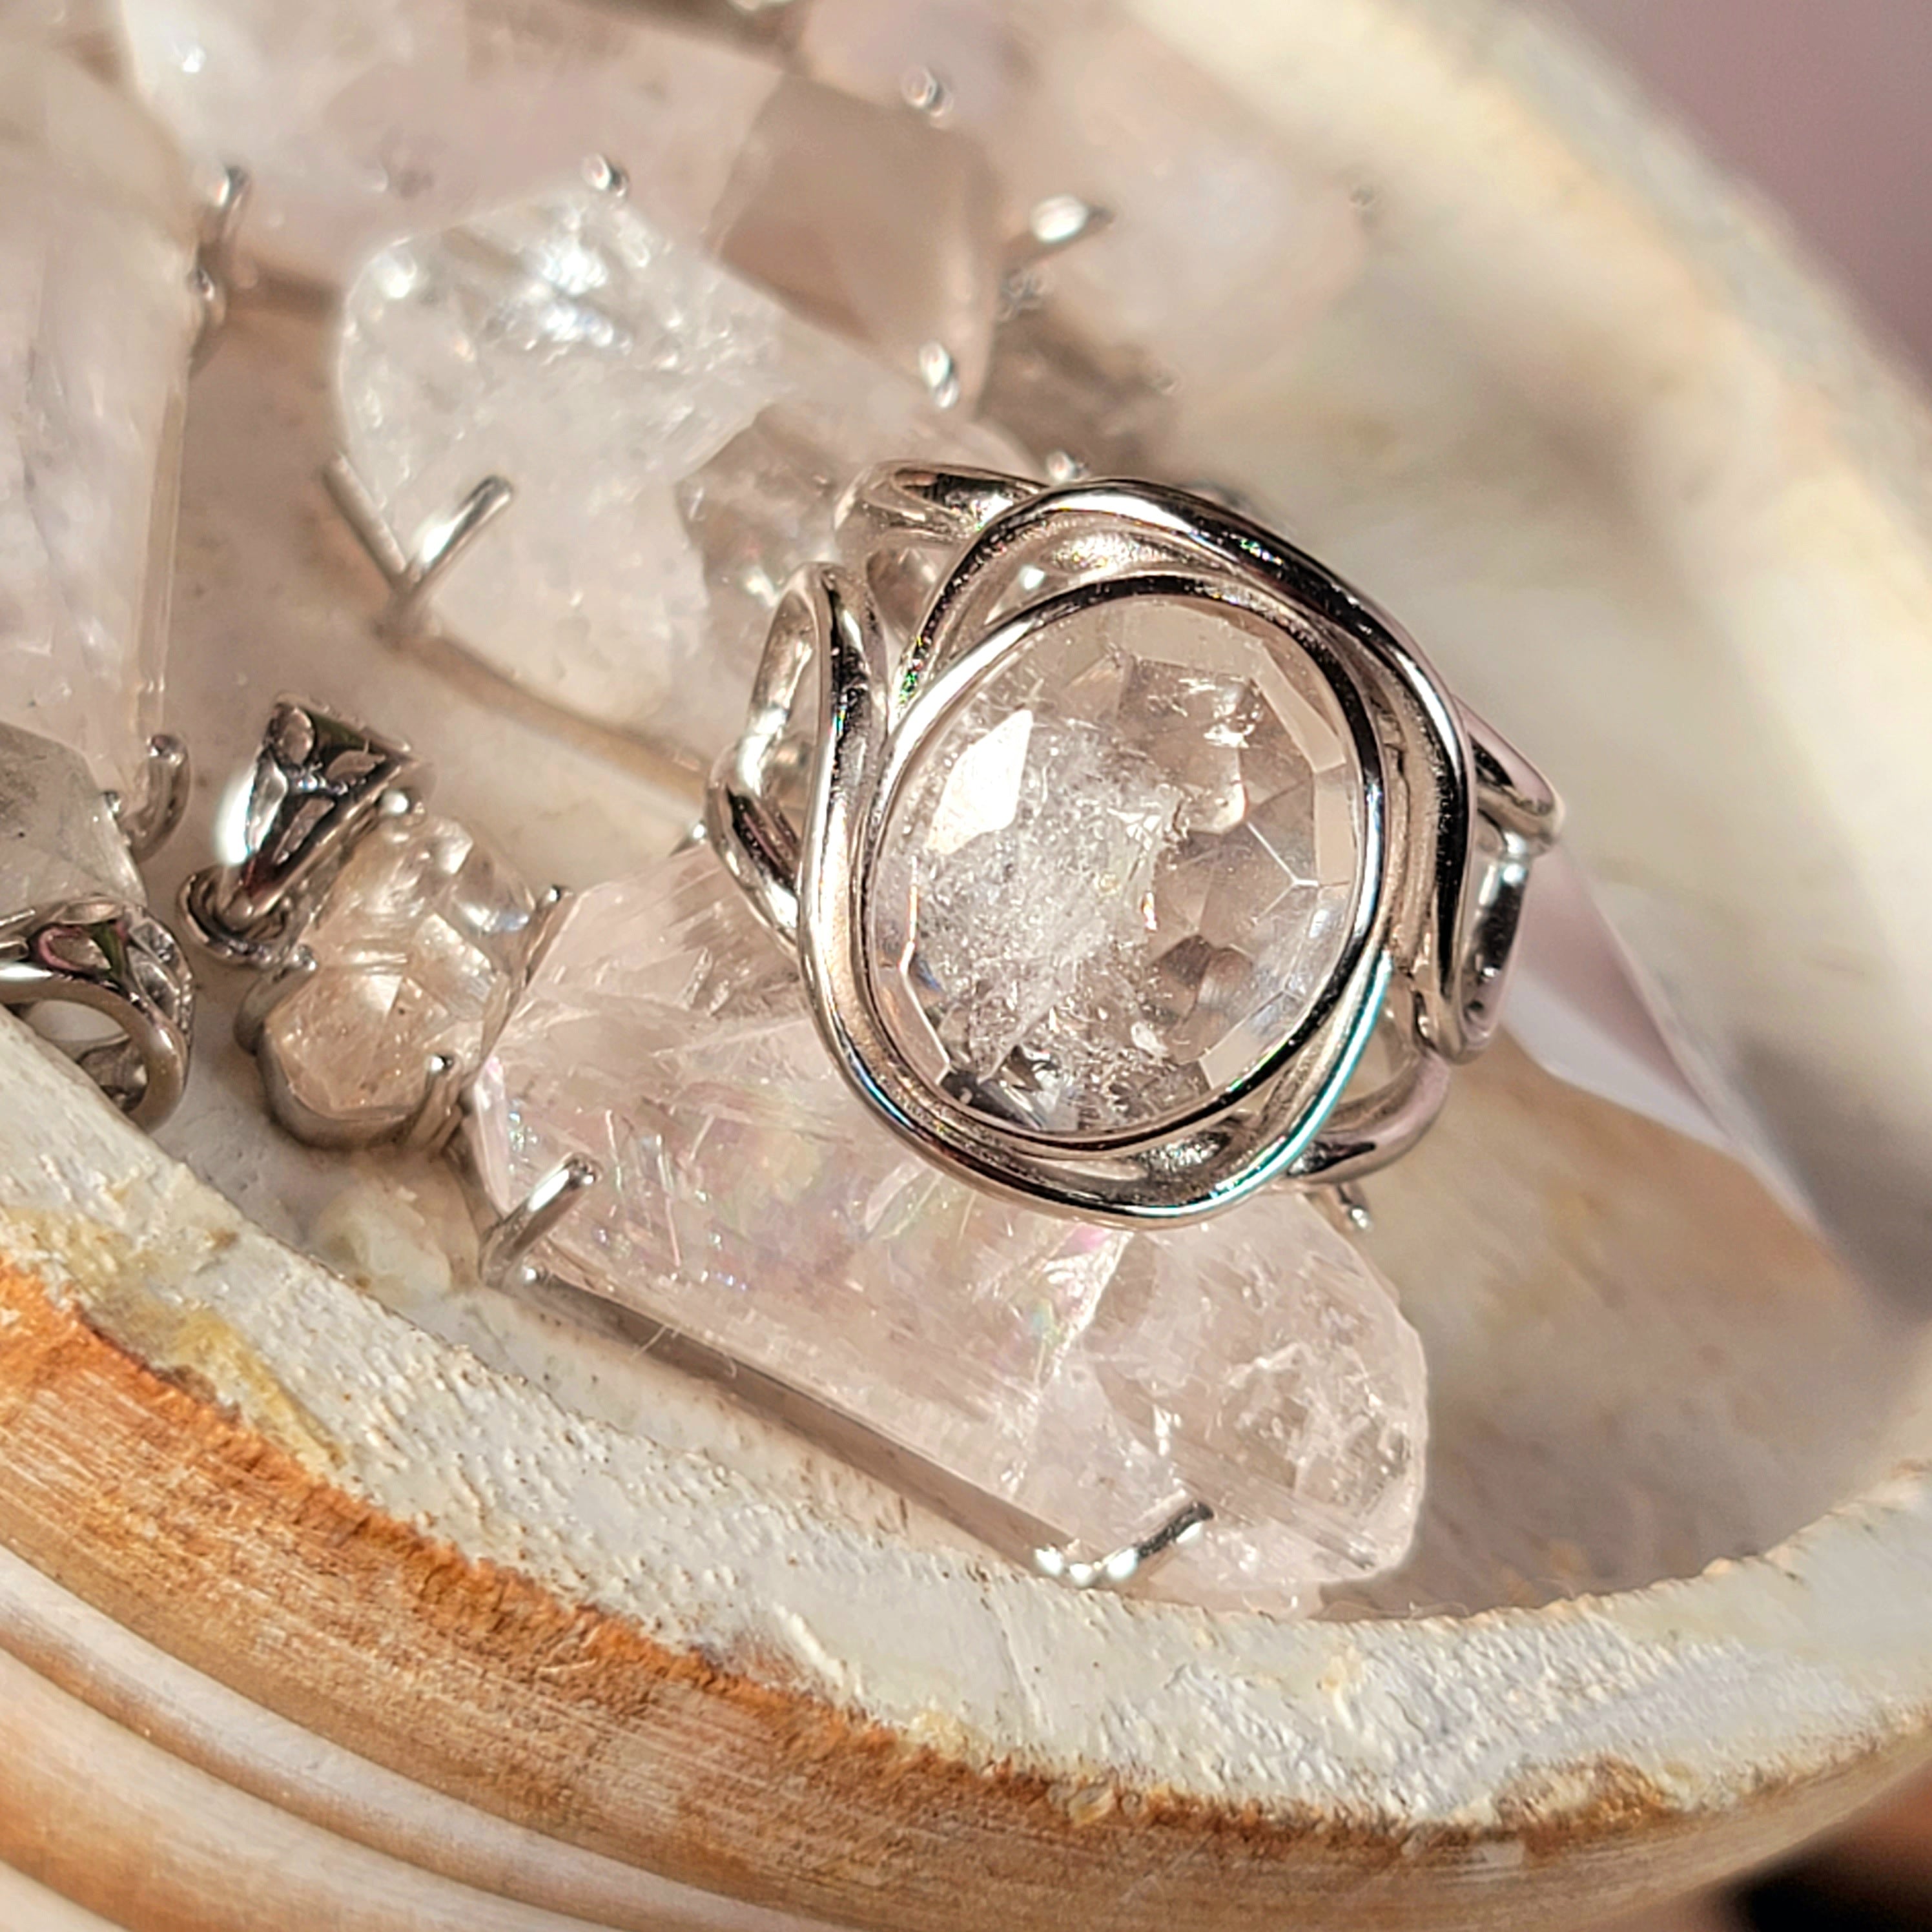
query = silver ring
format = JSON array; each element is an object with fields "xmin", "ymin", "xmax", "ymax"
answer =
[
  {"xmin": 706, "ymin": 464, "xmax": 1560, "ymax": 1224},
  {"xmin": 0, "ymin": 898, "xmax": 196, "ymax": 1127}
]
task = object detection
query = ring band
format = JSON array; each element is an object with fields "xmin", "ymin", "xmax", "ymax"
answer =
[
  {"xmin": 708, "ymin": 464, "xmax": 1559, "ymax": 1224},
  {"xmin": 0, "ymin": 897, "xmax": 196, "ymax": 1127}
]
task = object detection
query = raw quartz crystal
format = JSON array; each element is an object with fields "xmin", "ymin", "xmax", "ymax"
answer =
[
  {"xmin": 116, "ymin": 0, "xmax": 782, "ymax": 288},
  {"xmin": 800, "ymin": 0, "xmax": 1366, "ymax": 413},
  {"xmin": 472, "ymin": 848, "xmax": 1426, "ymax": 1612},
  {"xmin": 0, "ymin": 721, "xmax": 144, "ymax": 910},
  {"xmin": 0, "ymin": 50, "xmax": 199, "ymax": 795},
  {"xmin": 871, "ymin": 595, "xmax": 1364, "ymax": 1136},
  {"xmin": 337, "ymin": 181, "xmax": 1020, "ymax": 754},
  {"xmin": 114, "ymin": 0, "xmax": 1004, "ymax": 391},
  {"xmin": 259, "ymin": 812, "xmax": 535, "ymax": 1136}
]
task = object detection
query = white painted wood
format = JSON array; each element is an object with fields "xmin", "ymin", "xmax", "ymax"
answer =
[{"xmin": 1, "ymin": 0, "xmax": 1929, "ymax": 1926}]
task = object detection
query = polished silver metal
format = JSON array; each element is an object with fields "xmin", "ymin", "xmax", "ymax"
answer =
[
  {"xmin": 707, "ymin": 462, "xmax": 1560, "ymax": 1225},
  {"xmin": 0, "ymin": 898, "xmax": 194, "ymax": 1127},
  {"xmin": 106, "ymin": 733, "xmax": 192, "ymax": 863},
  {"xmin": 1033, "ymin": 1501, "xmax": 1214, "ymax": 1591},
  {"xmin": 322, "ymin": 454, "xmax": 708, "ymax": 796},
  {"xmin": 191, "ymin": 701, "xmax": 557, "ymax": 1153},
  {"xmin": 181, "ymin": 696, "xmax": 425, "ymax": 967},
  {"xmin": 478, "ymin": 1155, "xmax": 602, "ymax": 1292},
  {"xmin": 324, "ymin": 456, "xmax": 517, "ymax": 640},
  {"xmin": 189, "ymin": 163, "xmax": 251, "ymax": 367}
]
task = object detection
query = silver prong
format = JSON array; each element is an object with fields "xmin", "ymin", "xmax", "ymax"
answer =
[
  {"xmin": 520, "ymin": 885, "xmax": 573, "ymax": 985},
  {"xmin": 399, "ymin": 1053, "xmax": 466, "ymax": 1155},
  {"xmin": 1025, "ymin": 194, "xmax": 1111, "ymax": 256},
  {"xmin": 479, "ymin": 1155, "xmax": 600, "ymax": 1291},
  {"xmin": 1043, "ymin": 450, "xmax": 1089, "ymax": 485},
  {"xmin": 233, "ymin": 945, "xmax": 317, "ymax": 1053},
  {"xmin": 107, "ymin": 734, "xmax": 192, "ymax": 862},
  {"xmin": 582, "ymin": 153, "xmax": 629, "ymax": 197},
  {"xmin": 1034, "ymin": 1501, "xmax": 1214, "ymax": 1592},
  {"xmin": 391, "ymin": 477, "xmax": 515, "ymax": 632},
  {"xmin": 899, "ymin": 66, "xmax": 952, "ymax": 121},
  {"xmin": 189, "ymin": 163, "xmax": 252, "ymax": 367},
  {"xmin": 917, "ymin": 340, "xmax": 961, "ymax": 411},
  {"xmin": 322, "ymin": 458, "xmax": 513, "ymax": 637},
  {"xmin": 324, "ymin": 453, "xmax": 413, "ymax": 584},
  {"xmin": 1332, "ymin": 1179, "xmax": 1373, "ymax": 1233}
]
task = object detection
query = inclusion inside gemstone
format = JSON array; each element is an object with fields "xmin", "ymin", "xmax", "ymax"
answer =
[{"xmin": 868, "ymin": 594, "xmax": 1365, "ymax": 1138}]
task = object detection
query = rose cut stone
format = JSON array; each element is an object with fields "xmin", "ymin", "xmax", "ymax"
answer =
[
  {"xmin": 870, "ymin": 594, "xmax": 1364, "ymax": 1137},
  {"xmin": 471, "ymin": 847, "xmax": 1425, "ymax": 1613}
]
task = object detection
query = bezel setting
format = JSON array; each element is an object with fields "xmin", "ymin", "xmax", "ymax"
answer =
[{"xmin": 709, "ymin": 466, "xmax": 1558, "ymax": 1224}]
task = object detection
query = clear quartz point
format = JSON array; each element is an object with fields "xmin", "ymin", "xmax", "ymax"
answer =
[
  {"xmin": 0, "ymin": 52, "xmax": 198, "ymax": 796},
  {"xmin": 708, "ymin": 74, "xmax": 1003, "ymax": 404},
  {"xmin": 801, "ymin": 0, "xmax": 1365, "ymax": 427},
  {"xmin": 260, "ymin": 813, "xmax": 535, "ymax": 1136},
  {"xmin": 471, "ymin": 848, "xmax": 1426, "ymax": 1613},
  {"xmin": 118, "ymin": 0, "xmax": 1007, "ymax": 394},
  {"xmin": 337, "ymin": 182, "xmax": 1022, "ymax": 756}
]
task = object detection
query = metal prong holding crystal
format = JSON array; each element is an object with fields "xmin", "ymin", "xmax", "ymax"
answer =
[
  {"xmin": 0, "ymin": 726, "xmax": 196, "ymax": 1127},
  {"xmin": 107, "ymin": 734, "xmax": 193, "ymax": 864},
  {"xmin": 189, "ymin": 163, "xmax": 252, "ymax": 366},
  {"xmin": 187, "ymin": 701, "xmax": 540, "ymax": 1151},
  {"xmin": 324, "ymin": 457, "xmax": 516, "ymax": 641},
  {"xmin": 1034, "ymin": 1502, "xmax": 1215, "ymax": 1592},
  {"xmin": 478, "ymin": 1156, "xmax": 601, "ymax": 1293}
]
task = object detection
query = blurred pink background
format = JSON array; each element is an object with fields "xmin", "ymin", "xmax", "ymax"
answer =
[{"xmin": 1557, "ymin": 1, "xmax": 1932, "ymax": 375}]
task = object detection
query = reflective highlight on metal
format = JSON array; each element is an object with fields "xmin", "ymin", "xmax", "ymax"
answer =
[
  {"xmin": 0, "ymin": 898, "xmax": 195, "ymax": 1127},
  {"xmin": 707, "ymin": 464, "xmax": 1560, "ymax": 1224},
  {"xmin": 180, "ymin": 697, "xmax": 425, "ymax": 967}
]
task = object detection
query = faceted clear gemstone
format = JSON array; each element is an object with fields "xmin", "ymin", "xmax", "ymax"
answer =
[
  {"xmin": 801, "ymin": 0, "xmax": 1364, "ymax": 420},
  {"xmin": 708, "ymin": 75, "xmax": 1002, "ymax": 402},
  {"xmin": 470, "ymin": 847, "xmax": 1425, "ymax": 1612},
  {"xmin": 261, "ymin": 813, "xmax": 534, "ymax": 1133},
  {"xmin": 0, "ymin": 721, "xmax": 143, "ymax": 909},
  {"xmin": 0, "ymin": 54, "xmax": 198, "ymax": 794},
  {"xmin": 870, "ymin": 596, "xmax": 1362, "ymax": 1137},
  {"xmin": 338, "ymin": 183, "xmax": 1022, "ymax": 755}
]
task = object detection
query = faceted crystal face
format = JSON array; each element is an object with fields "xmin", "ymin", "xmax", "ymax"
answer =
[
  {"xmin": 338, "ymin": 182, "xmax": 1020, "ymax": 756},
  {"xmin": 471, "ymin": 848, "xmax": 1426, "ymax": 1613},
  {"xmin": 262, "ymin": 813, "xmax": 534, "ymax": 1133},
  {"xmin": 869, "ymin": 596, "xmax": 1364, "ymax": 1138},
  {"xmin": 0, "ymin": 54, "xmax": 198, "ymax": 794},
  {"xmin": 0, "ymin": 721, "xmax": 144, "ymax": 909}
]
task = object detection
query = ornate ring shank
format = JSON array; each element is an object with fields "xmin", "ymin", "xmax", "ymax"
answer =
[{"xmin": 708, "ymin": 464, "xmax": 1559, "ymax": 1224}]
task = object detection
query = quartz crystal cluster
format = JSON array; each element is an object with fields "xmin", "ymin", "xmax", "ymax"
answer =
[
  {"xmin": 337, "ymin": 183, "xmax": 1020, "ymax": 753},
  {"xmin": 0, "ymin": 51, "xmax": 200, "ymax": 795},
  {"xmin": 872, "ymin": 595, "xmax": 1364, "ymax": 1136},
  {"xmin": 473, "ymin": 849, "xmax": 1426, "ymax": 1611},
  {"xmin": 258, "ymin": 813, "xmax": 536, "ymax": 1140}
]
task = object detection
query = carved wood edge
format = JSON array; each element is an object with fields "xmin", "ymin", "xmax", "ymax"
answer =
[{"xmin": 0, "ymin": 1252, "xmax": 1926, "ymax": 1932}]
